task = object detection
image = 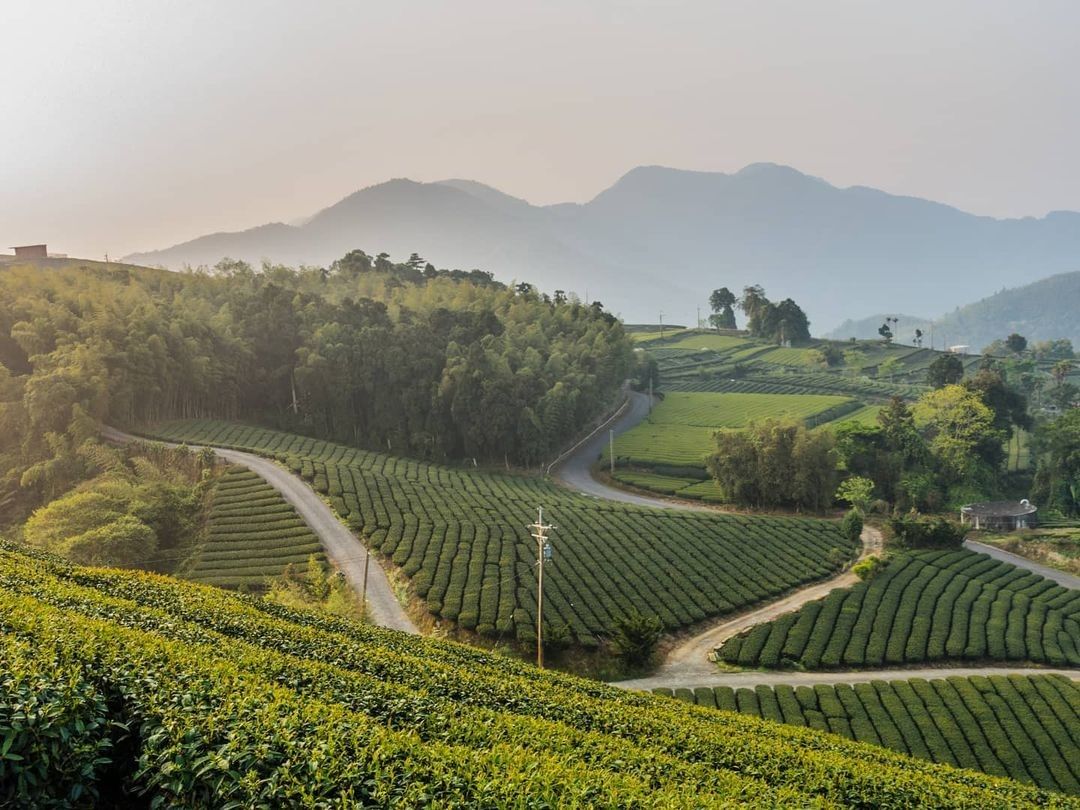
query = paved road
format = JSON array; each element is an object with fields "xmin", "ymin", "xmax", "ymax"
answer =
[
  {"xmin": 551, "ymin": 390, "xmax": 714, "ymax": 511},
  {"xmin": 103, "ymin": 426, "xmax": 417, "ymax": 634},
  {"xmin": 616, "ymin": 665, "xmax": 1080, "ymax": 691},
  {"xmin": 965, "ymin": 538, "xmax": 1080, "ymax": 590}
]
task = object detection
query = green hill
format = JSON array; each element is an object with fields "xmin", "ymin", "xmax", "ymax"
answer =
[
  {"xmin": 827, "ymin": 272, "xmax": 1080, "ymax": 350},
  {"xmin": 0, "ymin": 543, "xmax": 1067, "ymax": 807}
]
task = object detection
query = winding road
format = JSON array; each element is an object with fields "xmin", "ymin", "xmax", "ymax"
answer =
[
  {"xmin": 548, "ymin": 393, "xmax": 1080, "ymax": 690},
  {"xmin": 102, "ymin": 426, "xmax": 417, "ymax": 634}
]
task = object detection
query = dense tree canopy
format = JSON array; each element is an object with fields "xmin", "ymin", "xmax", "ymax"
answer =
[
  {"xmin": 707, "ymin": 418, "xmax": 836, "ymax": 511},
  {"xmin": 0, "ymin": 255, "xmax": 633, "ymax": 522},
  {"xmin": 737, "ymin": 286, "xmax": 811, "ymax": 344}
]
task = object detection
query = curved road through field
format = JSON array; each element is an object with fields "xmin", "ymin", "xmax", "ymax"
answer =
[
  {"xmin": 548, "ymin": 393, "xmax": 1080, "ymax": 690},
  {"xmin": 102, "ymin": 426, "xmax": 417, "ymax": 634},
  {"xmin": 553, "ymin": 390, "xmax": 713, "ymax": 510}
]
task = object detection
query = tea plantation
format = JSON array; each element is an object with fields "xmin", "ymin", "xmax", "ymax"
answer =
[
  {"xmin": 147, "ymin": 420, "xmax": 855, "ymax": 645},
  {"xmin": 0, "ymin": 543, "xmax": 1068, "ymax": 808},
  {"xmin": 718, "ymin": 549, "xmax": 1080, "ymax": 669},
  {"xmin": 186, "ymin": 465, "xmax": 325, "ymax": 589},
  {"xmin": 610, "ymin": 391, "xmax": 859, "ymax": 468},
  {"xmin": 656, "ymin": 674, "xmax": 1080, "ymax": 795}
]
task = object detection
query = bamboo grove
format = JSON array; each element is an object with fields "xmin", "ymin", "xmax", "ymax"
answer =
[{"xmin": 0, "ymin": 256, "xmax": 634, "ymax": 520}]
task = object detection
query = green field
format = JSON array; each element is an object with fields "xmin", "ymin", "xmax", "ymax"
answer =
[
  {"xmin": 0, "ymin": 544, "xmax": 1053, "ymax": 807},
  {"xmin": 611, "ymin": 391, "xmax": 856, "ymax": 468},
  {"xmin": 718, "ymin": 549, "xmax": 1080, "ymax": 669},
  {"xmin": 657, "ymin": 675, "xmax": 1080, "ymax": 795},
  {"xmin": 186, "ymin": 466, "xmax": 325, "ymax": 588},
  {"xmin": 647, "ymin": 333, "xmax": 752, "ymax": 351},
  {"xmin": 147, "ymin": 420, "xmax": 854, "ymax": 645}
]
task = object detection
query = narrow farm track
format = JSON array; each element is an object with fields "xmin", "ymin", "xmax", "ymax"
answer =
[
  {"xmin": 102, "ymin": 426, "xmax": 417, "ymax": 634},
  {"xmin": 615, "ymin": 665, "xmax": 1080, "ymax": 692},
  {"xmin": 645, "ymin": 526, "xmax": 883, "ymax": 683}
]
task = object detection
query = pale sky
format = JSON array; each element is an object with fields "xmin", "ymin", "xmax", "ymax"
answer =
[{"xmin": 2, "ymin": 0, "xmax": 1078, "ymax": 260}]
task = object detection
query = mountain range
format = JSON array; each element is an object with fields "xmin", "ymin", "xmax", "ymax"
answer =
[
  {"xmin": 125, "ymin": 164, "xmax": 1080, "ymax": 331},
  {"xmin": 825, "ymin": 271, "xmax": 1080, "ymax": 350}
]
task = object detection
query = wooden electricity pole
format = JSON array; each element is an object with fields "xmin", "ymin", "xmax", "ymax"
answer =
[{"xmin": 528, "ymin": 507, "xmax": 555, "ymax": 668}]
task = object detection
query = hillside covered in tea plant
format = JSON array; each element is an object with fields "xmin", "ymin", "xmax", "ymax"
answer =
[{"xmin": 0, "ymin": 542, "xmax": 1069, "ymax": 808}]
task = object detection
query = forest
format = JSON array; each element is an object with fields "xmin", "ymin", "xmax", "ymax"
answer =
[{"xmin": 0, "ymin": 254, "xmax": 633, "ymax": 523}]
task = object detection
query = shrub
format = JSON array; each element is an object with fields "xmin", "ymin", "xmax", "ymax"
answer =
[
  {"xmin": 852, "ymin": 555, "xmax": 884, "ymax": 581},
  {"xmin": 887, "ymin": 514, "xmax": 965, "ymax": 551},
  {"xmin": 840, "ymin": 509, "xmax": 864, "ymax": 545},
  {"xmin": 611, "ymin": 608, "xmax": 663, "ymax": 666}
]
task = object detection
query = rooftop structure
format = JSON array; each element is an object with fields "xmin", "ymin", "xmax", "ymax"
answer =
[
  {"xmin": 10, "ymin": 244, "xmax": 47, "ymax": 258},
  {"xmin": 960, "ymin": 499, "xmax": 1037, "ymax": 532}
]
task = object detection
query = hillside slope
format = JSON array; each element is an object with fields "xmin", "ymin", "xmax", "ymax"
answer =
[
  {"xmin": 0, "ymin": 542, "xmax": 1068, "ymax": 807},
  {"xmin": 827, "ymin": 272, "xmax": 1080, "ymax": 349},
  {"xmin": 125, "ymin": 164, "xmax": 1080, "ymax": 329}
]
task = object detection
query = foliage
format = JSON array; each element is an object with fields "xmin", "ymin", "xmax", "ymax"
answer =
[
  {"xmin": 718, "ymin": 548, "xmax": 1080, "ymax": 672},
  {"xmin": 149, "ymin": 420, "xmax": 855, "ymax": 644},
  {"xmin": 610, "ymin": 608, "xmax": 664, "ymax": 666},
  {"xmin": 266, "ymin": 555, "xmax": 363, "ymax": 620},
  {"xmin": 913, "ymin": 385, "xmax": 998, "ymax": 480},
  {"xmin": 0, "ymin": 545, "xmax": 1058, "ymax": 807},
  {"xmin": 836, "ymin": 477, "xmax": 875, "ymax": 513},
  {"xmin": 840, "ymin": 509, "xmax": 864, "ymax": 545},
  {"xmin": 708, "ymin": 287, "xmax": 737, "ymax": 330},
  {"xmin": 21, "ymin": 442, "xmax": 205, "ymax": 569},
  {"xmin": 1034, "ymin": 409, "xmax": 1080, "ymax": 517},
  {"xmin": 661, "ymin": 674, "xmax": 1080, "ymax": 795},
  {"xmin": 851, "ymin": 554, "xmax": 883, "ymax": 581},
  {"xmin": 927, "ymin": 354, "xmax": 965, "ymax": 388},
  {"xmin": 707, "ymin": 418, "xmax": 838, "ymax": 511},
  {"xmin": 0, "ymin": 256, "xmax": 634, "ymax": 521},
  {"xmin": 738, "ymin": 286, "xmax": 811, "ymax": 344},
  {"xmin": 1005, "ymin": 333, "xmax": 1029, "ymax": 354},
  {"xmin": 887, "ymin": 514, "xmax": 966, "ymax": 551}
]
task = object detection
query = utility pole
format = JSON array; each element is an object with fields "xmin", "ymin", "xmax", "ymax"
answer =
[
  {"xmin": 697, "ymin": 306, "xmax": 701, "ymax": 329},
  {"xmin": 361, "ymin": 549, "xmax": 370, "ymax": 622},
  {"xmin": 528, "ymin": 507, "xmax": 555, "ymax": 668},
  {"xmin": 609, "ymin": 429, "xmax": 615, "ymax": 475},
  {"xmin": 659, "ymin": 311, "xmax": 664, "ymax": 339}
]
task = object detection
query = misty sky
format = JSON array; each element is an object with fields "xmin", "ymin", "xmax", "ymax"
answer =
[{"xmin": 2, "ymin": 0, "xmax": 1078, "ymax": 260}]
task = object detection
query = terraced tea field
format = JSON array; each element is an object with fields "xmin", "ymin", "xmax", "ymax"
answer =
[
  {"xmin": 148, "ymin": 420, "xmax": 855, "ymax": 645},
  {"xmin": 0, "ymin": 544, "xmax": 1054, "ymax": 807},
  {"xmin": 186, "ymin": 466, "xmax": 325, "ymax": 589},
  {"xmin": 657, "ymin": 674, "xmax": 1080, "ymax": 794},
  {"xmin": 652, "ymin": 333, "xmax": 752, "ymax": 351},
  {"xmin": 718, "ymin": 549, "xmax": 1080, "ymax": 668},
  {"xmin": 610, "ymin": 391, "xmax": 858, "ymax": 468}
]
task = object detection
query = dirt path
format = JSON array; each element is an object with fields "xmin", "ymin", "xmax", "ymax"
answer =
[
  {"xmin": 616, "ymin": 526, "xmax": 882, "ymax": 687},
  {"xmin": 615, "ymin": 665, "xmax": 1080, "ymax": 691},
  {"xmin": 103, "ymin": 426, "xmax": 417, "ymax": 635}
]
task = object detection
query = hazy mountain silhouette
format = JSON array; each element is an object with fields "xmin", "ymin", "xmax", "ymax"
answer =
[
  {"xmin": 827, "ymin": 272, "xmax": 1080, "ymax": 350},
  {"xmin": 125, "ymin": 164, "xmax": 1080, "ymax": 330}
]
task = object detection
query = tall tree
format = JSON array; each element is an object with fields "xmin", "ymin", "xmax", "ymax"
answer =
[
  {"xmin": 926, "ymin": 354, "xmax": 965, "ymax": 388},
  {"xmin": 708, "ymin": 287, "xmax": 737, "ymax": 330}
]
